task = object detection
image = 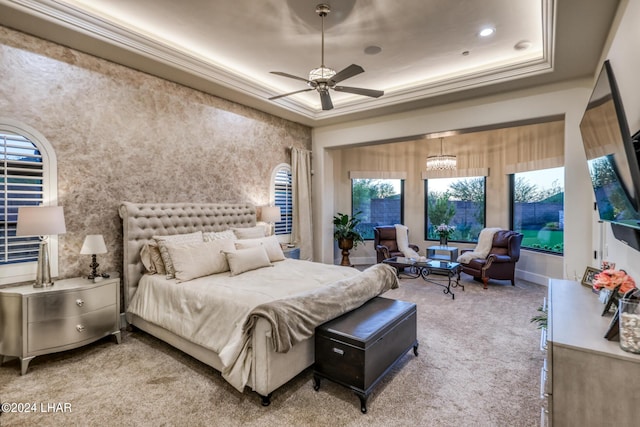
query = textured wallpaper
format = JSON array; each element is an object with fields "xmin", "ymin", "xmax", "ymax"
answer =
[{"xmin": 0, "ymin": 26, "xmax": 311, "ymax": 280}]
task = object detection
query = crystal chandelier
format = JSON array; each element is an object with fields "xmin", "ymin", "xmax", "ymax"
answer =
[{"xmin": 426, "ymin": 138, "xmax": 457, "ymax": 171}]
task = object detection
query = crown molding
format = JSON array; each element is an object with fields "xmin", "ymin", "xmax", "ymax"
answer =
[{"xmin": 0, "ymin": 0, "xmax": 556, "ymax": 123}]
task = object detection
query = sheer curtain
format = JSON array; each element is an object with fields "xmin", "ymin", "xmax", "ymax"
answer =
[{"xmin": 291, "ymin": 147, "xmax": 313, "ymax": 260}]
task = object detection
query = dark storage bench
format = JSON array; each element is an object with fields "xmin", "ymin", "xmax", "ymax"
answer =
[{"xmin": 313, "ymin": 297, "xmax": 418, "ymax": 413}]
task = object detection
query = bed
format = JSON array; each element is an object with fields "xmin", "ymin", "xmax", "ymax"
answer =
[{"xmin": 119, "ymin": 202, "xmax": 398, "ymax": 405}]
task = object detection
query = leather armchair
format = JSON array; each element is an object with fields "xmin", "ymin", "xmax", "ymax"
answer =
[
  {"xmin": 459, "ymin": 229, "xmax": 523, "ymax": 289},
  {"xmin": 374, "ymin": 225, "xmax": 419, "ymax": 263}
]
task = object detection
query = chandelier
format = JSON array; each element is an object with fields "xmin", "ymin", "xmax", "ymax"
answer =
[{"xmin": 426, "ymin": 138, "xmax": 457, "ymax": 171}]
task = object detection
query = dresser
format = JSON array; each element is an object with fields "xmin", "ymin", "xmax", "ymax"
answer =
[
  {"xmin": 0, "ymin": 274, "xmax": 121, "ymax": 375},
  {"xmin": 542, "ymin": 279, "xmax": 640, "ymax": 426}
]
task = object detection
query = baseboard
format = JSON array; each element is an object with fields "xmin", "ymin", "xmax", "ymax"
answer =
[
  {"xmin": 516, "ymin": 269, "xmax": 549, "ymax": 286},
  {"xmin": 334, "ymin": 256, "xmax": 376, "ymax": 266}
]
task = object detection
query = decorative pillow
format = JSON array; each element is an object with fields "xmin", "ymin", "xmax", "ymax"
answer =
[
  {"xmin": 234, "ymin": 235, "xmax": 285, "ymax": 262},
  {"xmin": 140, "ymin": 241, "xmax": 166, "ymax": 275},
  {"xmin": 153, "ymin": 231, "xmax": 204, "ymax": 279},
  {"xmin": 203, "ymin": 229, "xmax": 237, "ymax": 242},
  {"xmin": 232, "ymin": 226, "xmax": 267, "ymax": 239},
  {"xmin": 167, "ymin": 239, "xmax": 235, "ymax": 283},
  {"xmin": 224, "ymin": 246, "xmax": 272, "ymax": 276}
]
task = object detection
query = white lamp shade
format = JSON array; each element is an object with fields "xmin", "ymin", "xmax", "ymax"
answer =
[
  {"xmin": 261, "ymin": 206, "xmax": 282, "ymax": 223},
  {"xmin": 80, "ymin": 234, "xmax": 108, "ymax": 255},
  {"xmin": 16, "ymin": 206, "xmax": 66, "ymax": 236}
]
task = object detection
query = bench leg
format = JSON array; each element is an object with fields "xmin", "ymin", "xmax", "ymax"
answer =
[{"xmin": 356, "ymin": 392, "xmax": 368, "ymax": 414}]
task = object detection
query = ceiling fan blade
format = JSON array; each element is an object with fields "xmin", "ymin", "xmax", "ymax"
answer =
[
  {"xmin": 334, "ymin": 85, "xmax": 384, "ymax": 98},
  {"xmin": 319, "ymin": 90, "xmax": 333, "ymax": 110},
  {"xmin": 270, "ymin": 71, "xmax": 312, "ymax": 84},
  {"xmin": 268, "ymin": 88, "xmax": 314, "ymax": 101},
  {"xmin": 330, "ymin": 64, "xmax": 364, "ymax": 84}
]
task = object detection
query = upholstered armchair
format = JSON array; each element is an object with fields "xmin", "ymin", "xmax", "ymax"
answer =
[
  {"xmin": 459, "ymin": 229, "xmax": 523, "ymax": 289},
  {"xmin": 374, "ymin": 225, "xmax": 419, "ymax": 263}
]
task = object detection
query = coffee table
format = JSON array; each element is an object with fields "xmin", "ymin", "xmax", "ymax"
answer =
[{"xmin": 383, "ymin": 257, "xmax": 463, "ymax": 299}]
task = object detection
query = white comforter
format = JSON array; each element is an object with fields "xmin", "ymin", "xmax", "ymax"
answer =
[{"xmin": 127, "ymin": 259, "xmax": 360, "ymax": 390}]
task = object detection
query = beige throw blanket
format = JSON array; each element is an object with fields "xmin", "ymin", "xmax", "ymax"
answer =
[
  {"xmin": 457, "ymin": 227, "xmax": 501, "ymax": 264},
  {"xmin": 221, "ymin": 263, "xmax": 399, "ymax": 389},
  {"xmin": 394, "ymin": 224, "xmax": 424, "ymax": 260},
  {"xmin": 244, "ymin": 263, "xmax": 399, "ymax": 352}
]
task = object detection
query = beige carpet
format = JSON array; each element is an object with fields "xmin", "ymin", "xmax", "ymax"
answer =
[{"xmin": 1, "ymin": 273, "xmax": 546, "ymax": 426}]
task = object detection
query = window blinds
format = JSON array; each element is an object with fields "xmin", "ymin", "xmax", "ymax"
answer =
[
  {"xmin": 273, "ymin": 167, "xmax": 292, "ymax": 235},
  {"xmin": 1, "ymin": 133, "xmax": 43, "ymax": 264}
]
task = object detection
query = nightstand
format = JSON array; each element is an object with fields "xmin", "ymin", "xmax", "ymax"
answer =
[
  {"xmin": 0, "ymin": 274, "xmax": 121, "ymax": 375},
  {"xmin": 282, "ymin": 245, "xmax": 300, "ymax": 259}
]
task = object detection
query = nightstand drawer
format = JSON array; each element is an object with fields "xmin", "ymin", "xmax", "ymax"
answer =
[
  {"xmin": 28, "ymin": 282, "xmax": 115, "ymax": 322},
  {"xmin": 27, "ymin": 304, "xmax": 117, "ymax": 353}
]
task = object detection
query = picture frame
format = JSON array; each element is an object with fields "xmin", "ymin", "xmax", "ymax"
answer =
[
  {"xmin": 581, "ymin": 266, "xmax": 602, "ymax": 287},
  {"xmin": 602, "ymin": 284, "xmax": 622, "ymax": 316},
  {"xmin": 604, "ymin": 309, "xmax": 620, "ymax": 340},
  {"xmin": 601, "ymin": 260, "xmax": 616, "ymax": 270},
  {"xmin": 604, "ymin": 288, "xmax": 640, "ymax": 341}
]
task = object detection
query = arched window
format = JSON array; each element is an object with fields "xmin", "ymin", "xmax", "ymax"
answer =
[
  {"xmin": 1, "ymin": 120, "xmax": 58, "ymax": 285},
  {"xmin": 271, "ymin": 163, "xmax": 293, "ymax": 238}
]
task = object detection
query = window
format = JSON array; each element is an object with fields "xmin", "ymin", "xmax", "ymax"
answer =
[
  {"xmin": 424, "ymin": 177, "xmax": 486, "ymax": 242},
  {"xmin": 271, "ymin": 164, "xmax": 292, "ymax": 236},
  {"xmin": 1, "ymin": 132, "xmax": 43, "ymax": 266},
  {"xmin": 1, "ymin": 122, "xmax": 57, "ymax": 285},
  {"xmin": 352, "ymin": 179, "xmax": 404, "ymax": 240},
  {"xmin": 511, "ymin": 167, "xmax": 564, "ymax": 254}
]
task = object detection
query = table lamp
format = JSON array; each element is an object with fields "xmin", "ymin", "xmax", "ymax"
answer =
[
  {"xmin": 16, "ymin": 205, "xmax": 66, "ymax": 288},
  {"xmin": 80, "ymin": 234, "xmax": 109, "ymax": 280},
  {"xmin": 260, "ymin": 206, "xmax": 281, "ymax": 236}
]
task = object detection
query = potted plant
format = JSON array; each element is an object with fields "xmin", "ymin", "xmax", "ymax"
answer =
[
  {"xmin": 333, "ymin": 211, "xmax": 364, "ymax": 266},
  {"xmin": 435, "ymin": 223, "xmax": 455, "ymax": 246}
]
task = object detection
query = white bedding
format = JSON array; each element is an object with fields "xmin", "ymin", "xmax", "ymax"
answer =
[{"xmin": 127, "ymin": 258, "xmax": 360, "ymax": 390}]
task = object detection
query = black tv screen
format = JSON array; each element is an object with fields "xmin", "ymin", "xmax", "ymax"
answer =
[{"xmin": 579, "ymin": 60, "xmax": 640, "ymax": 231}]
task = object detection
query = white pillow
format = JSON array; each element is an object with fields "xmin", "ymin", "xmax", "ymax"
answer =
[
  {"xmin": 224, "ymin": 246, "xmax": 272, "ymax": 276},
  {"xmin": 154, "ymin": 231, "xmax": 204, "ymax": 279},
  {"xmin": 234, "ymin": 235, "xmax": 285, "ymax": 262},
  {"xmin": 232, "ymin": 226, "xmax": 266, "ymax": 239},
  {"xmin": 203, "ymin": 229, "xmax": 237, "ymax": 242},
  {"xmin": 167, "ymin": 239, "xmax": 235, "ymax": 283}
]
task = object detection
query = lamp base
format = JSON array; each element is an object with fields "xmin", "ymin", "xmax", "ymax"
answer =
[
  {"xmin": 34, "ymin": 240, "xmax": 54, "ymax": 288},
  {"xmin": 33, "ymin": 282, "xmax": 54, "ymax": 288},
  {"xmin": 87, "ymin": 255, "xmax": 110, "ymax": 281}
]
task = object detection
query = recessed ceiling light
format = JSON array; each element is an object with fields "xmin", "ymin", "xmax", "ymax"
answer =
[
  {"xmin": 364, "ymin": 45, "xmax": 382, "ymax": 55},
  {"xmin": 514, "ymin": 40, "xmax": 532, "ymax": 50},
  {"xmin": 479, "ymin": 27, "xmax": 495, "ymax": 37}
]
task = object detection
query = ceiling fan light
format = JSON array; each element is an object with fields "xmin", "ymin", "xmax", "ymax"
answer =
[{"xmin": 309, "ymin": 66, "xmax": 336, "ymax": 81}]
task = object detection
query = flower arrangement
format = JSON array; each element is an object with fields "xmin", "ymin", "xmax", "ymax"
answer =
[
  {"xmin": 592, "ymin": 269, "xmax": 636, "ymax": 294},
  {"xmin": 435, "ymin": 223, "xmax": 455, "ymax": 239}
]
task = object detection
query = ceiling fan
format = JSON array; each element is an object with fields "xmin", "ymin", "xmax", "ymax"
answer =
[{"xmin": 268, "ymin": 3, "xmax": 384, "ymax": 111}]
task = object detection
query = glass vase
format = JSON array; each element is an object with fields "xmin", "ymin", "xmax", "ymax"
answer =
[
  {"xmin": 618, "ymin": 298, "xmax": 640, "ymax": 354},
  {"xmin": 439, "ymin": 235, "xmax": 448, "ymax": 246}
]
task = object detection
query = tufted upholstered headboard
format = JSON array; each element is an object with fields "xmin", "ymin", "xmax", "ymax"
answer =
[{"xmin": 118, "ymin": 202, "xmax": 256, "ymax": 311}]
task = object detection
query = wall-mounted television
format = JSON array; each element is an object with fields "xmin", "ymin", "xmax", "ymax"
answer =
[{"xmin": 579, "ymin": 60, "xmax": 640, "ymax": 239}]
